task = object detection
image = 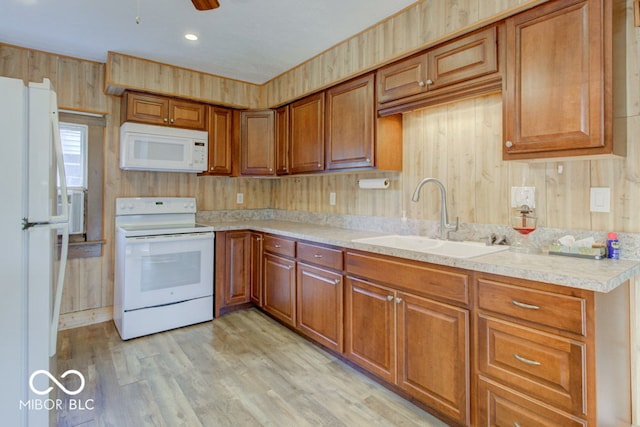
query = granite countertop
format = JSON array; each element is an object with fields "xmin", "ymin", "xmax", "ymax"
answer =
[{"xmin": 203, "ymin": 219, "xmax": 640, "ymax": 293}]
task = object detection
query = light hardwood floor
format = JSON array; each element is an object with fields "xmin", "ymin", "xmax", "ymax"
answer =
[{"xmin": 56, "ymin": 309, "xmax": 449, "ymax": 427}]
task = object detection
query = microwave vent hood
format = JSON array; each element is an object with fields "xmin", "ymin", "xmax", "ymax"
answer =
[{"xmin": 120, "ymin": 122, "xmax": 208, "ymax": 173}]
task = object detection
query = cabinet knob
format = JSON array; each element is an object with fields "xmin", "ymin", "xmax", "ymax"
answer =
[
  {"xmin": 505, "ymin": 140, "xmax": 514, "ymax": 148},
  {"xmin": 317, "ymin": 163, "xmax": 322, "ymax": 168},
  {"xmin": 333, "ymin": 279, "xmax": 341, "ymax": 285},
  {"xmin": 163, "ymin": 118, "xmax": 169, "ymax": 123},
  {"xmin": 418, "ymin": 81, "xmax": 426, "ymax": 87},
  {"xmin": 287, "ymin": 265, "xmax": 293, "ymax": 270},
  {"xmin": 395, "ymin": 297, "xmax": 403, "ymax": 304},
  {"xmin": 365, "ymin": 158, "xmax": 371, "ymax": 164},
  {"xmin": 269, "ymin": 168, "xmax": 273, "ymax": 172},
  {"xmin": 170, "ymin": 118, "xmax": 175, "ymax": 124},
  {"xmin": 386, "ymin": 295, "xmax": 394, "ymax": 302}
]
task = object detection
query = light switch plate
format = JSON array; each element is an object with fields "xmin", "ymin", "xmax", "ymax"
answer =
[
  {"xmin": 590, "ymin": 187, "xmax": 610, "ymax": 213},
  {"xmin": 511, "ymin": 187, "xmax": 536, "ymax": 208}
]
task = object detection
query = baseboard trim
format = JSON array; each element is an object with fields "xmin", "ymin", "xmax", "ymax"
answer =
[{"xmin": 59, "ymin": 306, "xmax": 113, "ymax": 330}]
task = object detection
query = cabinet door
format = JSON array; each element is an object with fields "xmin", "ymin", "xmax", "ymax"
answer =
[
  {"xmin": 426, "ymin": 26, "xmax": 498, "ymax": 91},
  {"xmin": 289, "ymin": 92, "xmax": 325, "ymax": 173},
  {"xmin": 168, "ymin": 99, "xmax": 207, "ymax": 130},
  {"xmin": 240, "ymin": 110, "xmax": 275, "ymax": 176},
  {"xmin": 344, "ymin": 276, "xmax": 396, "ymax": 383},
  {"xmin": 503, "ymin": 0, "xmax": 604, "ymax": 159},
  {"xmin": 376, "ymin": 53, "xmax": 428, "ymax": 104},
  {"xmin": 397, "ymin": 291, "xmax": 470, "ymax": 425},
  {"xmin": 122, "ymin": 92, "xmax": 169, "ymax": 126},
  {"xmin": 263, "ymin": 253, "xmax": 296, "ymax": 326},
  {"xmin": 250, "ymin": 233, "xmax": 263, "ymax": 306},
  {"xmin": 325, "ymin": 74, "xmax": 375, "ymax": 170},
  {"xmin": 296, "ymin": 263, "xmax": 343, "ymax": 352},
  {"xmin": 275, "ymin": 106, "xmax": 290, "ymax": 175},
  {"xmin": 206, "ymin": 106, "xmax": 233, "ymax": 175},
  {"xmin": 223, "ymin": 231, "xmax": 251, "ymax": 306}
]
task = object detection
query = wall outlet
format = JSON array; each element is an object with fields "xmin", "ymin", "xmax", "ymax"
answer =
[
  {"xmin": 329, "ymin": 192, "xmax": 336, "ymax": 206},
  {"xmin": 511, "ymin": 186, "xmax": 535, "ymax": 208},
  {"xmin": 236, "ymin": 193, "xmax": 244, "ymax": 204}
]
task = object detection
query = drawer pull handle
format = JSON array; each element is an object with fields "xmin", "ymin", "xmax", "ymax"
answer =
[
  {"xmin": 514, "ymin": 423, "xmax": 521, "ymax": 427},
  {"xmin": 274, "ymin": 244, "xmax": 282, "ymax": 248},
  {"xmin": 512, "ymin": 300, "xmax": 540, "ymax": 310},
  {"xmin": 313, "ymin": 254, "xmax": 323, "ymax": 258},
  {"xmin": 387, "ymin": 295, "xmax": 394, "ymax": 302},
  {"xmin": 514, "ymin": 353, "xmax": 541, "ymax": 366}
]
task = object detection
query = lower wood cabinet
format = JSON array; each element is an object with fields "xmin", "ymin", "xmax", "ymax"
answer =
[
  {"xmin": 296, "ymin": 263, "xmax": 343, "ymax": 352},
  {"xmin": 214, "ymin": 231, "xmax": 252, "ymax": 317},
  {"xmin": 263, "ymin": 252, "xmax": 296, "ymax": 327},
  {"xmin": 345, "ymin": 274, "xmax": 470, "ymax": 425}
]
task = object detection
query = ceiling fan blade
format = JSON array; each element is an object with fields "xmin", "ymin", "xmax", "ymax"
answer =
[{"xmin": 191, "ymin": 0, "xmax": 220, "ymax": 11}]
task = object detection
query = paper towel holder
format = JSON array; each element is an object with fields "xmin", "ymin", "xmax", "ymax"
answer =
[{"xmin": 358, "ymin": 178, "xmax": 390, "ymax": 189}]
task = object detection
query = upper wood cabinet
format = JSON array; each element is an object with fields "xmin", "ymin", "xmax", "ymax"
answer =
[
  {"xmin": 289, "ymin": 92, "xmax": 325, "ymax": 174},
  {"xmin": 204, "ymin": 106, "xmax": 233, "ymax": 175},
  {"xmin": 240, "ymin": 110, "xmax": 275, "ymax": 176},
  {"xmin": 377, "ymin": 26, "xmax": 501, "ymax": 115},
  {"xmin": 503, "ymin": 0, "xmax": 623, "ymax": 160},
  {"xmin": 275, "ymin": 105, "xmax": 290, "ymax": 175},
  {"xmin": 325, "ymin": 74, "xmax": 375, "ymax": 171},
  {"xmin": 121, "ymin": 91, "xmax": 207, "ymax": 130}
]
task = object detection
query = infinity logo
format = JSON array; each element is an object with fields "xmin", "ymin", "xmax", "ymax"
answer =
[{"xmin": 29, "ymin": 370, "xmax": 85, "ymax": 396}]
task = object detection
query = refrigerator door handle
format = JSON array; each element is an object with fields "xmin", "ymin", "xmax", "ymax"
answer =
[
  {"xmin": 50, "ymin": 221, "xmax": 68, "ymax": 357},
  {"xmin": 50, "ymin": 93, "xmax": 68, "ymax": 225}
]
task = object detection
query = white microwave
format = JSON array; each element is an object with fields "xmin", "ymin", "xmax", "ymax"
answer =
[{"xmin": 120, "ymin": 122, "xmax": 208, "ymax": 173}]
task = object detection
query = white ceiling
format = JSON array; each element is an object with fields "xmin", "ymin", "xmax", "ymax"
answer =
[{"xmin": 0, "ymin": 0, "xmax": 418, "ymax": 84}]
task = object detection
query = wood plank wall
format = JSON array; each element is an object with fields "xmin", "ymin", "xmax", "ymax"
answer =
[{"xmin": 2, "ymin": 0, "xmax": 638, "ymax": 327}]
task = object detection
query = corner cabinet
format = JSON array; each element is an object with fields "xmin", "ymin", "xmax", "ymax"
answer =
[
  {"xmin": 240, "ymin": 110, "xmax": 276, "ymax": 176},
  {"xmin": 121, "ymin": 91, "xmax": 207, "ymax": 130},
  {"xmin": 503, "ymin": 0, "xmax": 623, "ymax": 160},
  {"xmin": 214, "ymin": 231, "xmax": 252, "ymax": 317}
]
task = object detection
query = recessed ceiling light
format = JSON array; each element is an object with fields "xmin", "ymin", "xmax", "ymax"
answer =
[{"xmin": 184, "ymin": 33, "xmax": 198, "ymax": 41}]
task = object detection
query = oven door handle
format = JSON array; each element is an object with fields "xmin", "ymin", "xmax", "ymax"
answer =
[{"xmin": 126, "ymin": 232, "xmax": 214, "ymax": 243}]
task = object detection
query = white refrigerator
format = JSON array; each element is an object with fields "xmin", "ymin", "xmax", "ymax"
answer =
[{"xmin": 0, "ymin": 76, "xmax": 69, "ymax": 426}]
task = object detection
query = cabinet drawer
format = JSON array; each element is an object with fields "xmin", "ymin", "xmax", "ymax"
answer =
[
  {"xmin": 477, "ymin": 315, "xmax": 586, "ymax": 416},
  {"xmin": 346, "ymin": 251, "xmax": 469, "ymax": 305},
  {"xmin": 297, "ymin": 242, "xmax": 343, "ymax": 270},
  {"xmin": 263, "ymin": 235, "xmax": 296, "ymax": 258},
  {"xmin": 477, "ymin": 377, "xmax": 586, "ymax": 427},
  {"xmin": 477, "ymin": 278, "xmax": 586, "ymax": 336}
]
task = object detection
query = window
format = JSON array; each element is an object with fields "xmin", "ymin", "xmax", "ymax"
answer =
[{"xmin": 58, "ymin": 112, "xmax": 105, "ymax": 258}]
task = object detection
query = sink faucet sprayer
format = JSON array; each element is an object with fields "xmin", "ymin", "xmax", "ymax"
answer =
[{"xmin": 411, "ymin": 178, "xmax": 459, "ymax": 240}]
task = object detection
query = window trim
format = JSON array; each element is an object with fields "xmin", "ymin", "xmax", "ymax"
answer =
[{"xmin": 58, "ymin": 112, "xmax": 105, "ymax": 258}]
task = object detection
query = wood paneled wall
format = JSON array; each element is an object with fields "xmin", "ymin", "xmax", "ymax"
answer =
[
  {"xmin": 105, "ymin": 52, "xmax": 262, "ymax": 109},
  {"xmin": 262, "ymin": 0, "xmax": 547, "ymax": 107}
]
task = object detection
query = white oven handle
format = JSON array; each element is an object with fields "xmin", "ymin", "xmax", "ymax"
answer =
[{"xmin": 125, "ymin": 232, "xmax": 214, "ymax": 243}]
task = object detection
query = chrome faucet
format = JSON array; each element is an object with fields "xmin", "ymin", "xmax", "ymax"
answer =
[{"xmin": 411, "ymin": 177, "xmax": 459, "ymax": 240}]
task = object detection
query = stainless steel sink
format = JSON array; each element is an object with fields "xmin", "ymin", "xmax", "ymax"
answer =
[{"xmin": 351, "ymin": 235, "xmax": 509, "ymax": 259}]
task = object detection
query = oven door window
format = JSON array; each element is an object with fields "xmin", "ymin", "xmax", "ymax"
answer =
[{"xmin": 123, "ymin": 234, "xmax": 213, "ymax": 311}]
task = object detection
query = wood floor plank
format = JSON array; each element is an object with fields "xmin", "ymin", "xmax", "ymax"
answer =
[{"xmin": 56, "ymin": 309, "xmax": 449, "ymax": 427}]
